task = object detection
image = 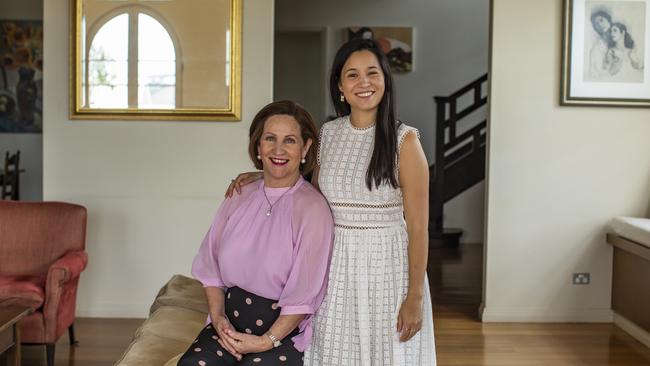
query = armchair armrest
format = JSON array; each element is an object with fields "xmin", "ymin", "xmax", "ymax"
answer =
[
  {"xmin": 48, "ymin": 250, "xmax": 88, "ymax": 284},
  {"xmin": 43, "ymin": 250, "xmax": 88, "ymax": 341}
]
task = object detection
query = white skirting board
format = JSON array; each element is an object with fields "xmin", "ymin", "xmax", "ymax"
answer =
[
  {"xmin": 613, "ymin": 312, "xmax": 650, "ymax": 348},
  {"xmin": 480, "ymin": 306, "xmax": 613, "ymax": 322}
]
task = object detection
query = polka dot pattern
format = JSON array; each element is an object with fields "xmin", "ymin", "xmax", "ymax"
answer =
[{"xmin": 178, "ymin": 287, "xmax": 303, "ymax": 366}]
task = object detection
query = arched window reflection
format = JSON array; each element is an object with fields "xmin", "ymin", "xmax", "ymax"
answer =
[
  {"xmin": 88, "ymin": 14, "xmax": 128, "ymax": 108},
  {"xmin": 87, "ymin": 9, "xmax": 178, "ymax": 109}
]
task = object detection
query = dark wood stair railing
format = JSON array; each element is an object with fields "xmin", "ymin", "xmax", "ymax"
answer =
[{"xmin": 430, "ymin": 74, "xmax": 488, "ymax": 247}]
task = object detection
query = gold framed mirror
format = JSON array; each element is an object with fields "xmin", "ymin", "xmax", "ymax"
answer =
[{"xmin": 70, "ymin": 0, "xmax": 241, "ymax": 120}]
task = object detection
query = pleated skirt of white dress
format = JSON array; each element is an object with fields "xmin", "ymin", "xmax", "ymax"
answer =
[{"xmin": 304, "ymin": 225, "xmax": 437, "ymax": 366}]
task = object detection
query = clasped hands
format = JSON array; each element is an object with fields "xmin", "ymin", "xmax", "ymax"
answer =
[{"xmin": 213, "ymin": 315, "xmax": 273, "ymax": 361}]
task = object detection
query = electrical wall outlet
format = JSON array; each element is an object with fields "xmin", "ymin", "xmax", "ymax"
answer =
[{"xmin": 573, "ymin": 273, "xmax": 590, "ymax": 285}]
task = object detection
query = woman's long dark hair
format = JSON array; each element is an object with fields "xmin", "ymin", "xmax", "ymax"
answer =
[
  {"xmin": 329, "ymin": 38, "xmax": 401, "ymax": 190},
  {"xmin": 610, "ymin": 22, "xmax": 635, "ymax": 49}
]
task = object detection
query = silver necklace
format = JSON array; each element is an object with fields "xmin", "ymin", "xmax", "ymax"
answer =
[{"xmin": 262, "ymin": 185, "xmax": 292, "ymax": 216}]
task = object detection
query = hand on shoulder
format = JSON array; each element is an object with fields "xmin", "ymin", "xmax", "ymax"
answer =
[{"xmin": 225, "ymin": 171, "xmax": 263, "ymax": 198}]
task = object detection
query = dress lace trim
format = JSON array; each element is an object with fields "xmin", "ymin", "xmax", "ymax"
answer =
[
  {"xmin": 334, "ymin": 223, "xmax": 390, "ymax": 230},
  {"xmin": 317, "ymin": 124, "xmax": 325, "ymax": 166},
  {"xmin": 349, "ymin": 122, "xmax": 376, "ymax": 131},
  {"xmin": 398, "ymin": 125, "xmax": 420, "ymax": 151},
  {"xmin": 330, "ymin": 201, "xmax": 402, "ymax": 209},
  {"xmin": 395, "ymin": 125, "xmax": 421, "ymax": 179}
]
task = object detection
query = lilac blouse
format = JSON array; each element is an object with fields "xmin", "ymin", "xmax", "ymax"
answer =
[{"xmin": 191, "ymin": 176, "xmax": 334, "ymax": 352}]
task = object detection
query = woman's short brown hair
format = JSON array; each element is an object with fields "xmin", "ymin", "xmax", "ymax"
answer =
[{"xmin": 248, "ymin": 100, "xmax": 319, "ymax": 175}]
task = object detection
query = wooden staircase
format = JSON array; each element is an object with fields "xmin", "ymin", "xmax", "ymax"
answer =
[{"xmin": 430, "ymin": 74, "xmax": 488, "ymax": 247}]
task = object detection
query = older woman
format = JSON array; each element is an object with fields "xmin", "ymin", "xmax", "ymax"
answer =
[{"xmin": 178, "ymin": 100, "xmax": 334, "ymax": 366}]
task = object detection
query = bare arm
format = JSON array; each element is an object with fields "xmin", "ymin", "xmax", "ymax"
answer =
[
  {"xmin": 205, "ymin": 287, "xmax": 243, "ymax": 359},
  {"xmin": 396, "ymin": 132, "xmax": 429, "ymax": 342},
  {"xmin": 630, "ymin": 48, "xmax": 644, "ymax": 70},
  {"xmin": 269, "ymin": 314, "xmax": 305, "ymax": 340},
  {"xmin": 205, "ymin": 286, "xmax": 226, "ymax": 320}
]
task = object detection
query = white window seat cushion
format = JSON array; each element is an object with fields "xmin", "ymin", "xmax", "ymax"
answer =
[{"xmin": 609, "ymin": 217, "xmax": 650, "ymax": 249}]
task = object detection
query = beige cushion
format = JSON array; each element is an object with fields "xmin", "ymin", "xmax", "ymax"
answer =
[
  {"xmin": 136, "ymin": 306, "xmax": 207, "ymax": 343},
  {"xmin": 150, "ymin": 274, "xmax": 209, "ymax": 315},
  {"xmin": 114, "ymin": 333, "xmax": 192, "ymax": 366},
  {"xmin": 164, "ymin": 353, "xmax": 183, "ymax": 366},
  {"xmin": 115, "ymin": 275, "xmax": 209, "ymax": 366},
  {"xmin": 115, "ymin": 307, "xmax": 205, "ymax": 366}
]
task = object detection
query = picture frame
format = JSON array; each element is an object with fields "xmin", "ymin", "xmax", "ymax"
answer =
[
  {"xmin": 70, "ymin": 0, "xmax": 242, "ymax": 121},
  {"xmin": 347, "ymin": 26, "xmax": 413, "ymax": 73},
  {"xmin": 561, "ymin": 0, "xmax": 650, "ymax": 107},
  {"xmin": 0, "ymin": 20, "xmax": 43, "ymax": 133}
]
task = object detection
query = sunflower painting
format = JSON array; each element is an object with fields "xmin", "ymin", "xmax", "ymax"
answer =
[{"xmin": 0, "ymin": 20, "xmax": 43, "ymax": 133}]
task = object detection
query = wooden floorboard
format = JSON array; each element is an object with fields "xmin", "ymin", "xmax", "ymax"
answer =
[
  {"xmin": 10, "ymin": 244, "xmax": 650, "ymax": 365},
  {"xmin": 17, "ymin": 318, "xmax": 143, "ymax": 366}
]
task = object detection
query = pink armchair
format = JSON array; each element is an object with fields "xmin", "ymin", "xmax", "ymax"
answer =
[{"xmin": 0, "ymin": 201, "xmax": 88, "ymax": 366}]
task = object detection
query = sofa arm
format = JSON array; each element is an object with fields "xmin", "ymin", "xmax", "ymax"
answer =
[{"xmin": 48, "ymin": 250, "xmax": 88, "ymax": 284}]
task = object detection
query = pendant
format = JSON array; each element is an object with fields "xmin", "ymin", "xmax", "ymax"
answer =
[{"xmin": 266, "ymin": 208, "xmax": 272, "ymax": 216}]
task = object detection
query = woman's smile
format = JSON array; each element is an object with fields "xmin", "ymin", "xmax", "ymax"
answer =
[{"xmin": 269, "ymin": 157, "xmax": 289, "ymax": 166}]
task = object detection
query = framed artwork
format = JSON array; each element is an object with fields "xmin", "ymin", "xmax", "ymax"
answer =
[
  {"xmin": 348, "ymin": 26, "xmax": 413, "ymax": 73},
  {"xmin": 0, "ymin": 20, "xmax": 43, "ymax": 132},
  {"xmin": 561, "ymin": 0, "xmax": 650, "ymax": 106}
]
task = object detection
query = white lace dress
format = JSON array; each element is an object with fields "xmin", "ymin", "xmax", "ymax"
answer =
[{"xmin": 304, "ymin": 116, "xmax": 436, "ymax": 366}]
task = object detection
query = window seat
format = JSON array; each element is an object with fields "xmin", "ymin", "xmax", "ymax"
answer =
[{"xmin": 607, "ymin": 216, "xmax": 650, "ymax": 348}]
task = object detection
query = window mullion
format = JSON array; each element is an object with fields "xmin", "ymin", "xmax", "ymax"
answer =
[{"xmin": 128, "ymin": 11, "xmax": 138, "ymax": 108}]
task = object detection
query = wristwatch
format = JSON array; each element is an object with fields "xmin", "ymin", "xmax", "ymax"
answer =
[{"xmin": 266, "ymin": 332, "xmax": 282, "ymax": 348}]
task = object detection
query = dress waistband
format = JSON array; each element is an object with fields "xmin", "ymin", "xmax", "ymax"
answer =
[
  {"xmin": 329, "ymin": 201, "xmax": 402, "ymax": 209},
  {"xmin": 334, "ymin": 223, "xmax": 404, "ymax": 230}
]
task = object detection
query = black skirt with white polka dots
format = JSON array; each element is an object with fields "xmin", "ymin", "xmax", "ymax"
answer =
[{"xmin": 177, "ymin": 287, "xmax": 303, "ymax": 366}]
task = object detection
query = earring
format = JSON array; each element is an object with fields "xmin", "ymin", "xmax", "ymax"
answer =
[
  {"xmin": 257, "ymin": 155, "xmax": 261, "ymax": 160},
  {"xmin": 340, "ymin": 94, "xmax": 345, "ymax": 102},
  {"xmin": 301, "ymin": 158, "xmax": 306, "ymax": 164}
]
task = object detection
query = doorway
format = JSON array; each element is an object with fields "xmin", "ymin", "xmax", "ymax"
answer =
[{"xmin": 273, "ymin": 29, "xmax": 328, "ymax": 125}]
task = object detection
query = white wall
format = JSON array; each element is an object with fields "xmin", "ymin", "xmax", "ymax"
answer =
[
  {"xmin": 43, "ymin": 0, "xmax": 274, "ymax": 317},
  {"xmin": 483, "ymin": 0, "xmax": 650, "ymax": 322},
  {"xmin": 0, "ymin": 0, "xmax": 42, "ymax": 201},
  {"xmin": 275, "ymin": 0, "xmax": 490, "ymax": 243}
]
